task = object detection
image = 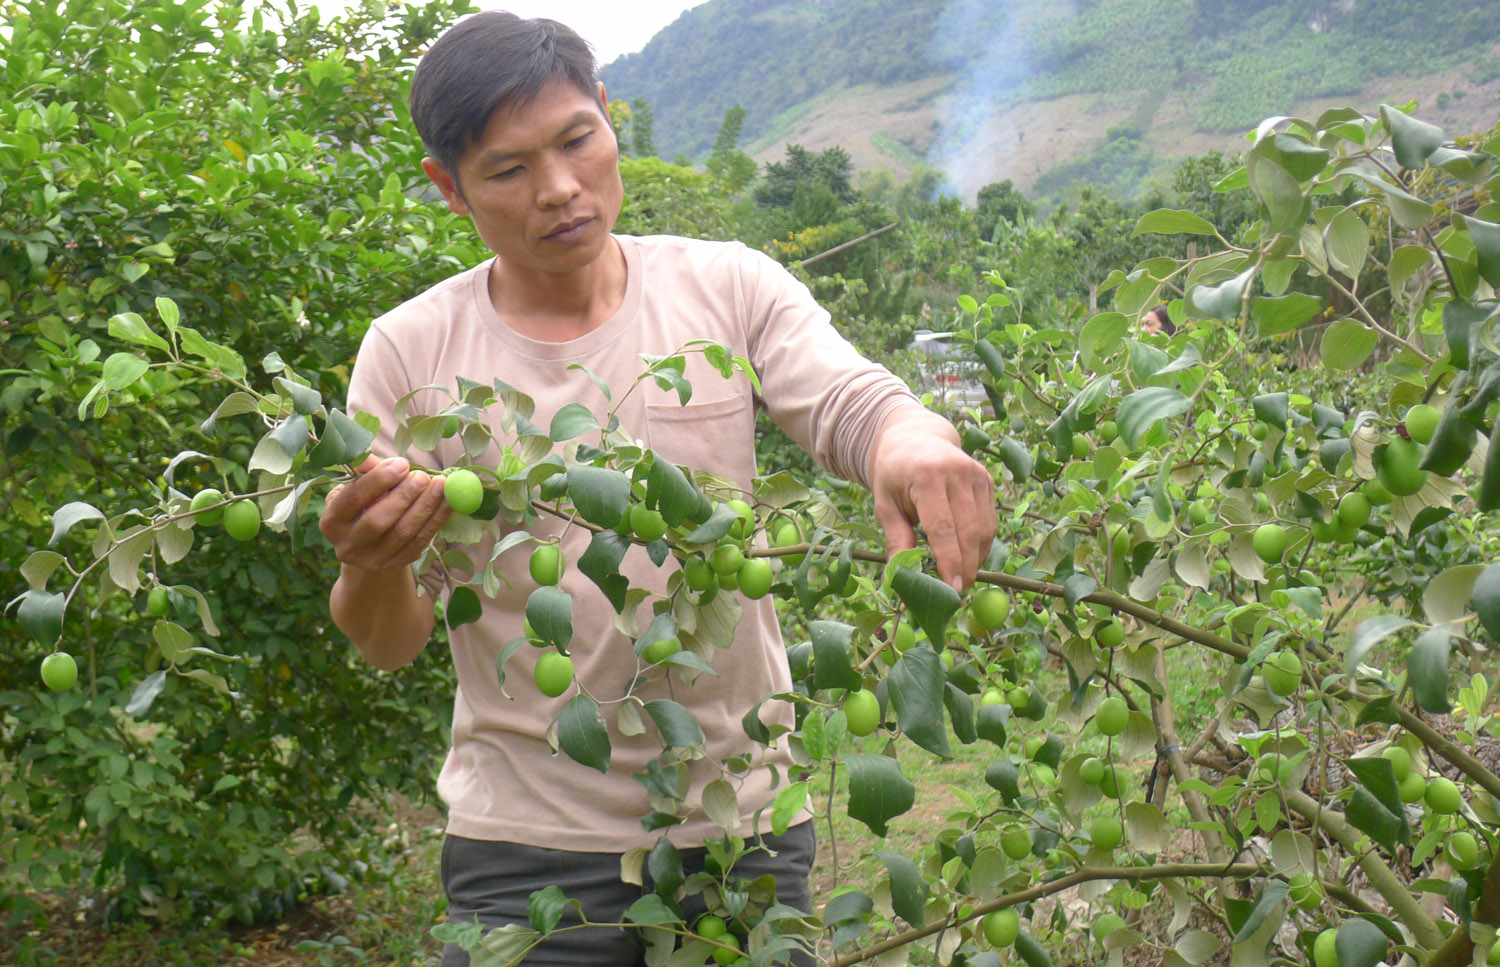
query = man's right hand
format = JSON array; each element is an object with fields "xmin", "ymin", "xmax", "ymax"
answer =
[{"xmin": 319, "ymin": 455, "xmax": 451, "ymax": 572}]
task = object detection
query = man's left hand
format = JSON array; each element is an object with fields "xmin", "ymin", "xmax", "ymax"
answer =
[{"xmin": 869, "ymin": 407, "xmax": 997, "ymax": 591}]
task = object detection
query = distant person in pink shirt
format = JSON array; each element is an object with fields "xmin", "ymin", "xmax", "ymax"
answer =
[{"xmin": 1142, "ymin": 304, "xmax": 1176, "ymax": 336}]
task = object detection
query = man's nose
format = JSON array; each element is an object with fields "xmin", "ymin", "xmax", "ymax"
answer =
[{"xmin": 535, "ymin": 155, "xmax": 581, "ymax": 208}]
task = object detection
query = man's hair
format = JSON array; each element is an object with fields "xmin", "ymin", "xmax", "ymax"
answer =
[{"xmin": 409, "ymin": 11, "xmax": 598, "ymax": 184}]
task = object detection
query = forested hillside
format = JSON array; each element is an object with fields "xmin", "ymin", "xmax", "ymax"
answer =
[{"xmin": 602, "ymin": 0, "xmax": 1500, "ymax": 200}]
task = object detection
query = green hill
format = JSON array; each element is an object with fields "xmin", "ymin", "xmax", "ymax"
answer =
[{"xmin": 600, "ymin": 0, "xmax": 1500, "ymax": 200}]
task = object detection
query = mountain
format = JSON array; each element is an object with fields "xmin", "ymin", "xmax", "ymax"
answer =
[{"xmin": 600, "ymin": 0, "xmax": 1500, "ymax": 202}]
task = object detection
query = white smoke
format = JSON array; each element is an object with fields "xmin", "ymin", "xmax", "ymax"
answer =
[{"xmin": 926, "ymin": 0, "xmax": 1066, "ymax": 202}]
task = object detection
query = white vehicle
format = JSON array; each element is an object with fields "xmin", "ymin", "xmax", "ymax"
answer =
[{"xmin": 908, "ymin": 329, "xmax": 990, "ymax": 412}]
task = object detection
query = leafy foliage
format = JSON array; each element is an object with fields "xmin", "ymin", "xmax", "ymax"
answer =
[
  {"xmin": 0, "ymin": 0, "xmax": 479, "ymax": 925},
  {"xmin": 7, "ymin": 4, "xmax": 1500, "ymax": 967}
]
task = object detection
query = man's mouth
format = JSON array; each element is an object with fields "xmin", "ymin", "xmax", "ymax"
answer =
[{"xmin": 543, "ymin": 216, "xmax": 592, "ymax": 241}]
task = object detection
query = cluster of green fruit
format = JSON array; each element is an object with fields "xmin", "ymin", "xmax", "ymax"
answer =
[
  {"xmin": 694, "ymin": 912, "xmax": 749, "ymax": 966},
  {"xmin": 34, "ymin": 488, "xmax": 263, "ymax": 692},
  {"xmin": 188, "ymin": 487, "xmax": 262, "ymax": 541}
]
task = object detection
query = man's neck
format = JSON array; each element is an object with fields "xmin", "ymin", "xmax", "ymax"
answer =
[{"xmin": 488, "ymin": 236, "xmax": 627, "ymax": 343}]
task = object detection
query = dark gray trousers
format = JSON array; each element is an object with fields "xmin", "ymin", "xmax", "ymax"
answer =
[{"xmin": 440, "ymin": 822, "xmax": 816, "ymax": 967}]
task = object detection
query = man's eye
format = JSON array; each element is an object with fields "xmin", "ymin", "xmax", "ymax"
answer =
[
  {"xmin": 565, "ymin": 134, "xmax": 591, "ymax": 149},
  {"xmin": 493, "ymin": 166, "xmax": 522, "ymax": 179}
]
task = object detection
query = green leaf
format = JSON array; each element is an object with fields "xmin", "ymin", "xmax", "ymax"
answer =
[
  {"xmin": 1344, "ymin": 756, "xmax": 1405, "ymax": 821},
  {"xmin": 648, "ymin": 835, "xmax": 684, "ymax": 897},
  {"xmin": 1348, "ymin": 786, "xmax": 1407, "ymax": 855},
  {"xmin": 1461, "ymin": 216, "xmax": 1500, "ymax": 289},
  {"xmin": 102, "ymin": 352, "xmax": 150, "ymax": 391},
  {"xmin": 446, "ymin": 586, "xmax": 483, "ymax": 628},
  {"xmin": 1331, "ymin": 919, "xmax": 1389, "ymax": 967},
  {"xmin": 1266, "ymin": 133, "xmax": 1330, "ymax": 181},
  {"xmin": 810, "ymin": 620, "xmax": 862, "ymax": 691},
  {"xmin": 273, "ymin": 377, "xmax": 322, "ymax": 416},
  {"xmin": 874, "ymin": 851, "xmax": 927, "ymax": 928},
  {"xmin": 680, "ymin": 502, "xmax": 738, "ymax": 544},
  {"xmin": 1188, "ymin": 268, "xmax": 1255, "ymax": 321},
  {"xmin": 107, "ymin": 311, "xmax": 170, "ymax": 353},
  {"xmin": 1472, "ymin": 563, "xmax": 1500, "ymax": 641},
  {"xmin": 1419, "ymin": 405, "xmax": 1478, "ymax": 474},
  {"xmin": 975, "ymin": 339, "xmax": 1006, "ymax": 383},
  {"xmin": 526, "ymin": 587, "xmax": 573, "ymax": 648},
  {"xmin": 527, "ymin": 884, "xmax": 569, "ymax": 933},
  {"xmin": 549, "ymin": 402, "xmax": 599, "ymax": 442},
  {"xmin": 1249, "ymin": 159, "xmax": 1305, "ymax": 234},
  {"xmin": 643, "ymin": 699, "xmax": 704, "ymax": 749},
  {"xmin": 1251, "ymin": 293, "xmax": 1321, "ymax": 337},
  {"xmin": 1134, "ymin": 209, "xmax": 1216, "ymax": 236},
  {"xmin": 16, "ymin": 589, "xmax": 65, "ymax": 646},
  {"xmin": 1422, "ymin": 564, "xmax": 1485, "ymax": 626},
  {"xmin": 1380, "ymin": 104, "xmax": 1443, "ymax": 169},
  {"xmin": 1345, "ymin": 168, "xmax": 1435, "ymax": 230},
  {"xmin": 1061, "ymin": 573, "xmax": 1097, "ymax": 610},
  {"xmin": 1320, "ymin": 319, "xmax": 1378, "ymax": 371},
  {"xmin": 623, "ymin": 893, "xmax": 680, "ymax": 927},
  {"xmin": 48, "ymin": 501, "xmax": 104, "ymax": 547},
  {"xmin": 1230, "ymin": 879, "xmax": 1287, "ymax": 943},
  {"xmin": 20, "ymin": 551, "xmax": 66, "ymax": 591},
  {"xmin": 1251, "ymin": 392, "xmax": 1289, "ymax": 431},
  {"xmin": 944, "ymin": 683, "xmax": 976, "ymax": 745},
  {"xmin": 984, "ymin": 758, "xmax": 1020, "ymax": 802},
  {"xmin": 890, "ymin": 566, "xmax": 960, "ymax": 646},
  {"xmin": 771, "ymin": 781, "xmax": 809, "ymax": 836},
  {"xmin": 998, "ymin": 438, "xmax": 1032, "ymax": 482},
  {"xmin": 845, "ymin": 754, "xmax": 915, "ymax": 837},
  {"xmin": 1325, "ymin": 207, "xmax": 1369, "ymax": 279},
  {"xmin": 888, "ymin": 644, "xmax": 951, "ymax": 757},
  {"xmin": 1345, "ymin": 615, "xmax": 1414, "ymax": 676},
  {"xmin": 1079, "ymin": 312, "xmax": 1129, "ymax": 369},
  {"xmin": 1014, "ymin": 931, "xmax": 1055, "ymax": 967},
  {"xmin": 124, "ymin": 670, "xmax": 168, "ymax": 717},
  {"xmin": 153, "ymin": 296, "xmax": 180, "ymax": 334},
  {"xmin": 1388, "ymin": 245, "xmax": 1432, "ymax": 291},
  {"xmin": 1116, "ymin": 387, "xmax": 1191, "ymax": 447},
  {"xmin": 566, "ymin": 465, "xmax": 629, "ymax": 529},
  {"xmin": 1409, "ymin": 623, "xmax": 1452, "ymax": 714},
  {"xmin": 577, "ymin": 529, "xmax": 631, "ymax": 613},
  {"xmin": 557, "ymin": 695, "xmax": 610, "ymax": 773},
  {"xmin": 1442, "ymin": 299, "xmax": 1489, "ymax": 371},
  {"xmin": 200, "ymin": 391, "xmax": 261, "ymax": 435},
  {"xmin": 646, "ymin": 457, "xmax": 711, "ymax": 526}
]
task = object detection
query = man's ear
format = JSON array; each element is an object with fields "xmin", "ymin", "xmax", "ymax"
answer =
[{"xmin": 422, "ymin": 157, "xmax": 470, "ymax": 216}]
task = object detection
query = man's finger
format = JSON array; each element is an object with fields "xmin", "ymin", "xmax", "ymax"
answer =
[
  {"xmin": 875, "ymin": 490, "xmax": 919, "ymax": 559},
  {"xmin": 907, "ymin": 478, "xmax": 963, "ymax": 591},
  {"xmin": 325, "ymin": 458, "xmax": 410, "ymax": 528}
]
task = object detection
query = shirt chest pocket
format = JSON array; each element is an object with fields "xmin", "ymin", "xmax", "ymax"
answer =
[{"xmin": 644, "ymin": 394, "xmax": 755, "ymax": 482}]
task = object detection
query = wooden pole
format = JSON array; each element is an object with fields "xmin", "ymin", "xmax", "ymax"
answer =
[{"xmin": 799, "ymin": 222, "xmax": 900, "ymax": 268}]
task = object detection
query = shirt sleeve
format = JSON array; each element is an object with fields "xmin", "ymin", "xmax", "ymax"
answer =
[{"xmin": 737, "ymin": 245, "xmax": 926, "ymax": 489}]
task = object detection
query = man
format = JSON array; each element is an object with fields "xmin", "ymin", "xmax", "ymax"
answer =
[{"xmin": 318, "ymin": 11, "xmax": 995, "ymax": 966}]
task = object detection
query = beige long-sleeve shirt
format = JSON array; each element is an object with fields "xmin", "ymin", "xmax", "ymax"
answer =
[{"xmin": 347, "ymin": 234, "xmax": 922, "ymax": 850}]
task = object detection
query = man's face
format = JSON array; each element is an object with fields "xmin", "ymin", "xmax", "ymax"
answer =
[
  {"xmin": 424, "ymin": 78, "xmax": 623, "ymax": 277},
  {"xmin": 1141, "ymin": 312, "xmax": 1163, "ymax": 335}
]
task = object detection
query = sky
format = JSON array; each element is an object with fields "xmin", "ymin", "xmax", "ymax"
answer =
[{"xmin": 308, "ymin": 0, "xmax": 709, "ymax": 67}]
